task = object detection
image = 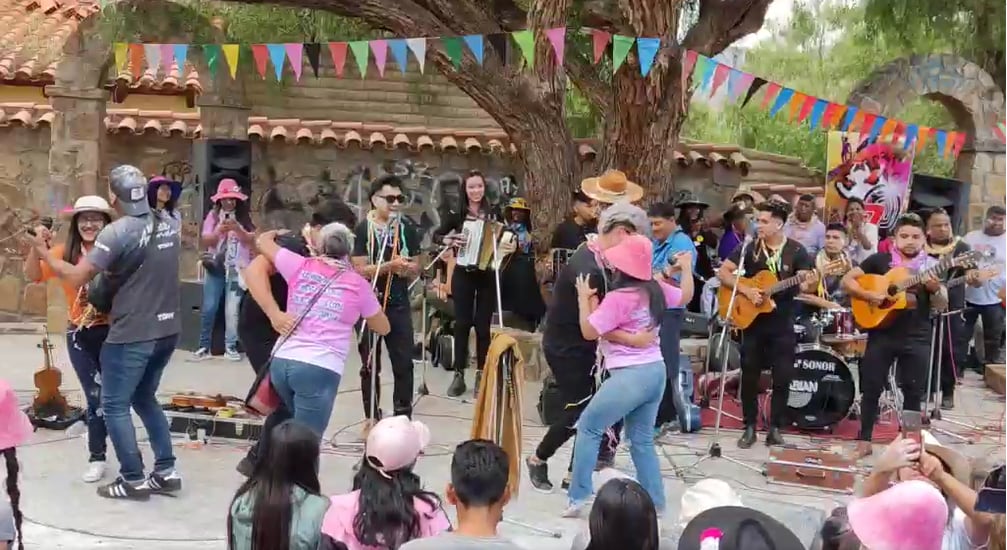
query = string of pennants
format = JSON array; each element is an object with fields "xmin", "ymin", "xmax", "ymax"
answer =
[{"xmin": 114, "ymin": 27, "xmax": 966, "ymax": 159}]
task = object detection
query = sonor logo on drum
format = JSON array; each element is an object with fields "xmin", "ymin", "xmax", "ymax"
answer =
[{"xmin": 795, "ymin": 359, "xmax": 836, "ymax": 373}]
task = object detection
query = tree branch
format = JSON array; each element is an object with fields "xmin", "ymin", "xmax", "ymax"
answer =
[
  {"xmin": 682, "ymin": 0, "xmax": 773, "ymax": 55},
  {"xmin": 566, "ymin": 49, "xmax": 611, "ymax": 116}
]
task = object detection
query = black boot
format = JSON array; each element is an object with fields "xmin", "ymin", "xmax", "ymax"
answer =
[
  {"xmin": 447, "ymin": 371, "xmax": 466, "ymax": 397},
  {"xmin": 474, "ymin": 370, "xmax": 483, "ymax": 400},
  {"xmin": 765, "ymin": 426, "xmax": 786, "ymax": 447},
  {"xmin": 737, "ymin": 425, "xmax": 757, "ymax": 449}
]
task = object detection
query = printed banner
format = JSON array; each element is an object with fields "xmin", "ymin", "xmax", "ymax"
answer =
[{"xmin": 825, "ymin": 131, "xmax": 915, "ymax": 232}]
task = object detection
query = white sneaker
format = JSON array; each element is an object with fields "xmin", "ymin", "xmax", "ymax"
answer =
[
  {"xmin": 82, "ymin": 461, "xmax": 107, "ymax": 483},
  {"xmin": 561, "ymin": 501, "xmax": 590, "ymax": 518},
  {"xmin": 224, "ymin": 349, "xmax": 242, "ymax": 362},
  {"xmin": 190, "ymin": 348, "xmax": 210, "ymax": 361}
]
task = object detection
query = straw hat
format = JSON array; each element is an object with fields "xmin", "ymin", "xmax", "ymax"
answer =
[
  {"xmin": 60, "ymin": 195, "xmax": 114, "ymax": 219},
  {"xmin": 923, "ymin": 430, "xmax": 971, "ymax": 484},
  {"xmin": 580, "ymin": 169, "xmax": 644, "ymax": 204}
]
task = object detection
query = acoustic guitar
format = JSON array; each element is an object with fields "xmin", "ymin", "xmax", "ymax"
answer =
[
  {"xmin": 851, "ymin": 250, "xmax": 981, "ymax": 329},
  {"xmin": 32, "ymin": 331, "xmax": 69, "ymax": 419},
  {"xmin": 717, "ymin": 258, "xmax": 849, "ymax": 329}
]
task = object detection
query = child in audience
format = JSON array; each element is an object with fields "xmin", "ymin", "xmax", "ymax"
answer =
[
  {"xmin": 322, "ymin": 416, "xmax": 448, "ymax": 549},
  {"xmin": 0, "ymin": 380, "xmax": 28, "ymax": 550},
  {"xmin": 400, "ymin": 440, "xmax": 523, "ymax": 549},
  {"xmin": 575, "ymin": 477, "xmax": 665, "ymax": 550},
  {"xmin": 228, "ymin": 420, "xmax": 330, "ymax": 550}
]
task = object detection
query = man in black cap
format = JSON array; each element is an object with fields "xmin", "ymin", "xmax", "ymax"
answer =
[{"xmin": 31, "ymin": 165, "xmax": 182, "ymax": 500}]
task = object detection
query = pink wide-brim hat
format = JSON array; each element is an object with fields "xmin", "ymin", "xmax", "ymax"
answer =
[
  {"xmin": 848, "ymin": 480, "xmax": 948, "ymax": 550},
  {"xmin": 603, "ymin": 233, "xmax": 654, "ymax": 280},
  {"xmin": 210, "ymin": 178, "xmax": 248, "ymax": 202},
  {"xmin": 0, "ymin": 379, "xmax": 32, "ymax": 450}
]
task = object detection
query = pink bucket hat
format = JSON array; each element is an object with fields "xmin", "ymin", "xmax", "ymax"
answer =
[
  {"xmin": 848, "ymin": 480, "xmax": 948, "ymax": 550},
  {"xmin": 210, "ymin": 178, "xmax": 248, "ymax": 202},
  {"xmin": 603, "ymin": 233, "xmax": 653, "ymax": 280},
  {"xmin": 0, "ymin": 379, "xmax": 32, "ymax": 450},
  {"xmin": 365, "ymin": 416, "xmax": 430, "ymax": 476}
]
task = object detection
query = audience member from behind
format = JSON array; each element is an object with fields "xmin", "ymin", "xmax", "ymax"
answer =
[
  {"xmin": 677, "ymin": 504, "xmax": 803, "ymax": 550},
  {"xmin": 322, "ymin": 416, "xmax": 448, "ymax": 549},
  {"xmin": 0, "ymin": 380, "xmax": 28, "ymax": 550},
  {"xmin": 400, "ymin": 440, "xmax": 521, "ymax": 550},
  {"xmin": 846, "ymin": 480, "xmax": 949, "ymax": 550},
  {"xmin": 572, "ymin": 477, "xmax": 667, "ymax": 550},
  {"xmin": 229, "ymin": 419, "xmax": 331, "ymax": 550}
]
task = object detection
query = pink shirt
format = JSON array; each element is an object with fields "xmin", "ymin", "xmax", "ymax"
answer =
[
  {"xmin": 321, "ymin": 490, "xmax": 451, "ymax": 550},
  {"xmin": 273, "ymin": 249, "xmax": 381, "ymax": 374},
  {"xmin": 588, "ymin": 282, "xmax": 682, "ymax": 369}
]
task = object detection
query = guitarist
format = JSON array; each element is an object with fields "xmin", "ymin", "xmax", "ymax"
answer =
[
  {"xmin": 924, "ymin": 208, "xmax": 971, "ymax": 410},
  {"xmin": 717, "ymin": 199, "xmax": 814, "ymax": 448},
  {"xmin": 841, "ymin": 213, "xmax": 944, "ymax": 458}
]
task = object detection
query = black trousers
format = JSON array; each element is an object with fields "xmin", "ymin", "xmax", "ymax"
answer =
[
  {"xmin": 963, "ymin": 302, "xmax": 1006, "ymax": 366},
  {"xmin": 859, "ymin": 332, "xmax": 928, "ymax": 441},
  {"xmin": 451, "ymin": 268, "xmax": 495, "ymax": 372},
  {"xmin": 237, "ymin": 303, "xmax": 290, "ymax": 465},
  {"xmin": 929, "ymin": 314, "xmax": 966, "ymax": 397},
  {"xmin": 359, "ymin": 303, "xmax": 415, "ymax": 418},
  {"xmin": 656, "ymin": 309, "xmax": 684, "ymax": 426},
  {"xmin": 739, "ymin": 326, "xmax": 796, "ymax": 427},
  {"xmin": 535, "ymin": 346, "xmax": 621, "ymax": 469}
]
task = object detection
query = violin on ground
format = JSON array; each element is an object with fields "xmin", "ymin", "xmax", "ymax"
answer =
[{"xmin": 33, "ymin": 330, "xmax": 69, "ymax": 419}]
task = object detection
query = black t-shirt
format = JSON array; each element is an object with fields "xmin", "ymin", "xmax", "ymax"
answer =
[
  {"xmin": 928, "ymin": 240, "xmax": 971, "ymax": 310},
  {"xmin": 727, "ymin": 238, "xmax": 813, "ymax": 331},
  {"xmin": 859, "ymin": 252, "xmax": 933, "ymax": 338},
  {"xmin": 238, "ymin": 234, "xmax": 309, "ymax": 341},
  {"xmin": 551, "ymin": 218, "xmax": 594, "ymax": 250},
  {"xmin": 543, "ymin": 245, "xmax": 608, "ymax": 357},
  {"xmin": 353, "ymin": 216, "xmax": 421, "ymax": 307}
]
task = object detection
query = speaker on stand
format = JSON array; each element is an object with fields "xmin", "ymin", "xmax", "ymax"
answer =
[{"xmin": 908, "ymin": 174, "xmax": 969, "ymax": 233}]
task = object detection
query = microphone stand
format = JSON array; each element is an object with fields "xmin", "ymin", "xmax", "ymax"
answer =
[
  {"xmin": 361, "ymin": 213, "xmax": 397, "ymax": 427},
  {"xmin": 928, "ymin": 302, "xmax": 980, "ymax": 442},
  {"xmin": 413, "ymin": 244, "xmax": 469, "ymax": 407}
]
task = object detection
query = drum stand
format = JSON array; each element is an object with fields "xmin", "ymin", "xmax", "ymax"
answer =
[{"xmin": 925, "ymin": 309, "xmax": 978, "ymax": 443}]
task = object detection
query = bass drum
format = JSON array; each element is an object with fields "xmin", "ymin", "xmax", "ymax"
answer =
[{"xmin": 786, "ymin": 345, "xmax": 855, "ymax": 429}]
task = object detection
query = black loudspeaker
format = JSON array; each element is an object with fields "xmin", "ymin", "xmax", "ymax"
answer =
[
  {"xmin": 178, "ymin": 280, "xmax": 238, "ymax": 355},
  {"xmin": 193, "ymin": 139, "xmax": 252, "ymax": 219},
  {"xmin": 909, "ymin": 174, "xmax": 969, "ymax": 233}
]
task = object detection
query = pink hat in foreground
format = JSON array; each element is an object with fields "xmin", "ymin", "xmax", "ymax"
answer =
[
  {"xmin": 603, "ymin": 233, "xmax": 654, "ymax": 280},
  {"xmin": 210, "ymin": 178, "xmax": 248, "ymax": 202},
  {"xmin": 848, "ymin": 480, "xmax": 948, "ymax": 550},
  {"xmin": 0, "ymin": 379, "xmax": 32, "ymax": 450},
  {"xmin": 365, "ymin": 416, "xmax": 430, "ymax": 476}
]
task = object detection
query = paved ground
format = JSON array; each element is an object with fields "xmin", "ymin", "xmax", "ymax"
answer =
[{"xmin": 2, "ymin": 331, "xmax": 1004, "ymax": 549}]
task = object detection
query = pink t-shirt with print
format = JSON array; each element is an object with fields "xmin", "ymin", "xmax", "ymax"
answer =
[
  {"xmin": 321, "ymin": 490, "xmax": 451, "ymax": 550},
  {"xmin": 272, "ymin": 248, "xmax": 381, "ymax": 374},
  {"xmin": 588, "ymin": 282, "xmax": 682, "ymax": 369}
]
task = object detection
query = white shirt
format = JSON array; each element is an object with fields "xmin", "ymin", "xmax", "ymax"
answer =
[
  {"xmin": 942, "ymin": 507, "xmax": 988, "ymax": 550},
  {"xmin": 963, "ymin": 230, "xmax": 1006, "ymax": 305}
]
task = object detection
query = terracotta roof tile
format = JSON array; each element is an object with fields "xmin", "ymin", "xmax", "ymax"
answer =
[{"xmin": 0, "ymin": 1, "xmax": 200, "ymax": 95}]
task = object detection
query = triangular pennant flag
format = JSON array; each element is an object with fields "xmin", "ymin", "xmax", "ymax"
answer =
[
  {"xmin": 709, "ymin": 62, "xmax": 730, "ymax": 96},
  {"xmin": 369, "ymin": 39, "xmax": 388, "ymax": 77},
  {"xmin": 487, "ymin": 33, "xmax": 509, "ymax": 64},
  {"xmin": 741, "ymin": 77, "xmax": 766, "ymax": 108},
  {"xmin": 879, "ymin": 118, "xmax": 898, "ymax": 138},
  {"xmin": 808, "ymin": 99, "xmax": 828, "ymax": 130},
  {"xmin": 592, "ymin": 29, "xmax": 612, "ymax": 64},
  {"xmin": 769, "ymin": 88, "xmax": 793, "ymax": 117},
  {"xmin": 796, "ymin": 94, "xmax": 816, "ymax": 123},
  {"xmin": 850, "ymin": 111, "xmax": 867, "ymax": 134},
  {"xmin": 202, "ymin": 44, "xmax": 221, "ymax": 77},
  {"xmin": 866, "ymin": 115, "xmax": 884, "ymax": 140},
  {"xmin": 950, "ymin": 132, "xmax": 966, "ymax": 158},
  {"xmin": 172, "ymin": 44, "xmax": 188, "ymax": 70},
  {"xmin": 442, "ymin": 36, "xmax": 464, "ymax": 70},
  {"xmin": 699, "ymin": 56, "xmax": 716, "ymax": 91},
  {"xmin": 935, "ymin": 130, "xmax": 948, "ymax": 157},
  {"xmin": 222, "ymin": 44, "xmax": 240, "ymax": 79},
  {"xmin": 829, "ymin": 104, "xmax": 848, "ymax": 129},
  {"xmin": 328, "ymin": 42, "xmax": 348, "ymax": 76},
  {"xmin": 113, "ymin": 43, "xmax": 128, "ymax": 70},
  {"xmin": 691, "ymin": 55, "xmax": 709, "ymax": 86},
  {"xmin": 250, "ymin": 44, "xmax": 269, "ymax": 79},
  {"xmin": 787, "ymin": 92, "xmax": 806, "ymax": 121},
  {"xmin": 821, "ymin": 102, "xmax": 839, "ymax": 129},
  {"xmin": 903, "ymin": 124, "xmax": 919, "ymax": 150},
  {"xmin": 128, "ymin": 43, "xmax": 144, "ymax": 78},
  {"xmin": 682, "ymin": 49, "xmax": 698, "ymax": 81},
  {"xmin": 406, "ymin": 38, "xmax": 427, "ymax": 73},
  {"xmin": 726, "ymin": 69, "xmax": 748, "ymax": 101},
  {"xmin": 266, "ymin": 44, "xmax": 286, "ymax": 81},
  {"xmin": 388, "ymin": 39, "xmax": 408, "ymax": 73},
  {"xmin": 612, "ymin": 35, "xmax": 635, "ymax": 74},
  {"xmin": 544, "ymin": 27, "xmax": 566, "ymax": 66},
  {"xmin": 840, "ymin": 106, "xmax": 858, "ymax": 131},
  {"xmin": 916, "ymin": 127, "xmax": 935, "ymax": 153},
  {"xmin": 463, "ymin": 35, "xmax": 484, "ymax": 66},
  {"xmin": 760, "ymin": 82, "xmax": 781, "ymax": 109},
  {"xmin": 304, "ymin": 43, "xmax": 321, "ymax": 77},
  {"xmin": 285, "ymin": 43, "xmax": 304, "ymax": 81},
  {"xmin": 511, "ymin": 30, "xmax": 535, "ymax": 68},
  {"xmin": 143, "ymin": 44, "xmax": 161, "ymax": 73},
  {"xmin": 159, "ymin": 44, "xmax": 173, "ymax": 72},
  {"xmin": 636, "ymin": 37, "xmax": 659, "ymax": 77},
  {"xmin": 349, "ymin": 41, "xmax": 369, "ymax": 77}
]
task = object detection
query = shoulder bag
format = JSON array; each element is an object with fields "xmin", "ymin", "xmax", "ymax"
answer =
[
  {"xmin": 87, "ymin": 215, "xmax": 159, "ymax": 314},
  {"xmin": 244, "ymin": 264, "xmax": 346, "ymax": 416}
]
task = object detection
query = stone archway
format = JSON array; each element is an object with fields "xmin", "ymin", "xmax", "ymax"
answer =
[{"xmin": 848, "ymin": 53, "xmax": 1006, "ymax": 229}]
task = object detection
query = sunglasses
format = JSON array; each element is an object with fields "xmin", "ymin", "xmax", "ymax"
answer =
[{"xmin": 380, "ymin": 194, "xmax": 406, "ymax": 204}]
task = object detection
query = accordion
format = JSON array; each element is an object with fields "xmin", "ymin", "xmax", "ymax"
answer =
[{"xmin": 456, "ymin": 220, "xmax": 513, "ymax": 270}]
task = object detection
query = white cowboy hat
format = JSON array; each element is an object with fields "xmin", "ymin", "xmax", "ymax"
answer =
[{"xmin": 61, "ymin": 195, "xmax": 115, "ymax": 219}]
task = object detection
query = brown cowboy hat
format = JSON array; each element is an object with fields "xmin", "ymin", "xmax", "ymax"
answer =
[{"xmin": 580, "ymin": 169, "xmax": 644, "ymax": 204}]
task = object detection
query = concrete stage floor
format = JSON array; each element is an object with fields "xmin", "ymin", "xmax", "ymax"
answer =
[{"xmin": 1, "ymin": 332, "xmax": 1003, "ymax": 549}]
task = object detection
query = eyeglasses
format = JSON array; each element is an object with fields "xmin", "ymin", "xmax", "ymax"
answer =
[{"xmin": 380, "ymin": 194, "xmax": 406, "ymax": 204}]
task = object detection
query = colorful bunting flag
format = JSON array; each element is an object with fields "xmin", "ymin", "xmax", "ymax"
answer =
[
  {"xmin": 709, "ymin": 62, "xmax": 730, "ymax": 96},
  {"xmin": 808, "ymin": 99, "xmax": 827, "ymax": 130},
  {"xmin": 796, "ymin": 94, "xmax": 815, "ymax": 123},
  {"xmin": 592, "ymin": 29, "xmax": 612, "ymax": 64},
  {"xmin": 879, "ymin": 118, "xmax": 897, "ymax": 138},
  {"xmin": 916, "ymin": 127, "xmax": 934, "ymax": 153},
  {"xmin": 267, "ymin": 44, "xmax": 286, "ymax": 81},
  {"xmin": 741, "ymin": 77, "xmax": 766, "ymax": 108},
  {"xmin": 951, "ymin": 132, "xmax": 966, "ymax": 158},
  {"xmin": 173, "ymin": 44, "xmax": 188, "ymax": 71},
  {"xmin": 222, "ymin": 44, "xmax": 240, "ymax": 79},
  {"xmin": 840, "ymin": 107, "xmax": 857, "ymax": 131},
  {"xmin": 128, "ymin": 43, "xmax": 144, "ymax": 78},
  {"xmin": 726, "ymin": 69, "xmax": 752, "ymax": 101},
  {"xmin": 329, "ymin": 42, "xmax": 348, "ymax": 77},
  {"xmin": 636, "ymin": 37, "xmax": 659, "ymax": 77},
  {"xmin": 349, "ymin": 41, "xmax": 369, "ymax": 77},
  {"xmin": 544, "ymin": 28, "xmax": 566, "ymax": 66},
  {"xmin": 143, "ymin": 44, "xmax": 161, "ymax": 74},
  {"xmin": 285, "ymin": 43, "xmax": 303, "ymax": 81},
  {"xmin": 113, "ymin": 43, "xmax": 127, "ymax": 70},
  {"xmin": 612, "ymin": 35, "xmax": 634, "ymax": 74},
  {"xmin": 935, "ymin": 130, "xmax": 948, "ymax": 158},
  {"xmin": 866, "ymin": 115, "xmax": 884, "ymax": 140},
  {"xmin": 405, "ymin": 38, "xmax": 426, "ymax": 73},
  {"xmin": 304, "ymin": 43, "xmax": 321, "ymax": 77},
  {"xmin": 787, "ymin": 92, "xmax": 806, "ymax": 122},
  {"xmin": 388, "ymin": 39, "xmax": 408, "ymax": 74},
  {"xmin": 442, "ymin": 36, "xmax": 464, "ymax": 70},
  {"xmin": 204, "ymin": 44, "xmax": 222, "ymax": 77},
  {"xmin": 463, "ymin": 35, "xmax": 484, "ymax": 66},
  {"xmin": 760, "ymin": 82, "xmax": 781, "ymax": 109},
  {"xmin": 159, "ymin": 44, "xmax": 173, "ymax": 72},
  {"xmin": 698, "ymin": 56, "xmax": 716, "ymax": 91},
  {"xmin": 369, "ymin": 39, "xmax": 388, "ymax": 77},
  {"xmin": 769, "ymin": 88, "xmax": 793, "ymax": 118},
  {"xmin": 903, "ymin": 124, "xmax": 919, "ymax": 149},
  {"xmin": 511, "ymin": 30, "xmax": 535, "ymax": 68}
]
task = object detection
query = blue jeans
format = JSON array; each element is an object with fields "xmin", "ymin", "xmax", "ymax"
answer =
[
  {"xmin": 269, "ymin": 358, "xmax": 341, "ymax": 439},
  {"xmin": 569, "ymin": 361, "xmax": 667, "ymax": 511},
  {"xmin": 100, "ymin": 335, "xmax": 178, "ymax": 482},
  {"xmin": 66, "ymin": 324, "xmax": 110, "ymax": 462},
  {"xmin": 198, "ymin": 271, "xmax": 240, "ymax": 351}
]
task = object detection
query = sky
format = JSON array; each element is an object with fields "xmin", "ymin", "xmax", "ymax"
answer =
[{"xmin": 735, "ymin": 0, "xmax": 796, "ymax": 48}]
